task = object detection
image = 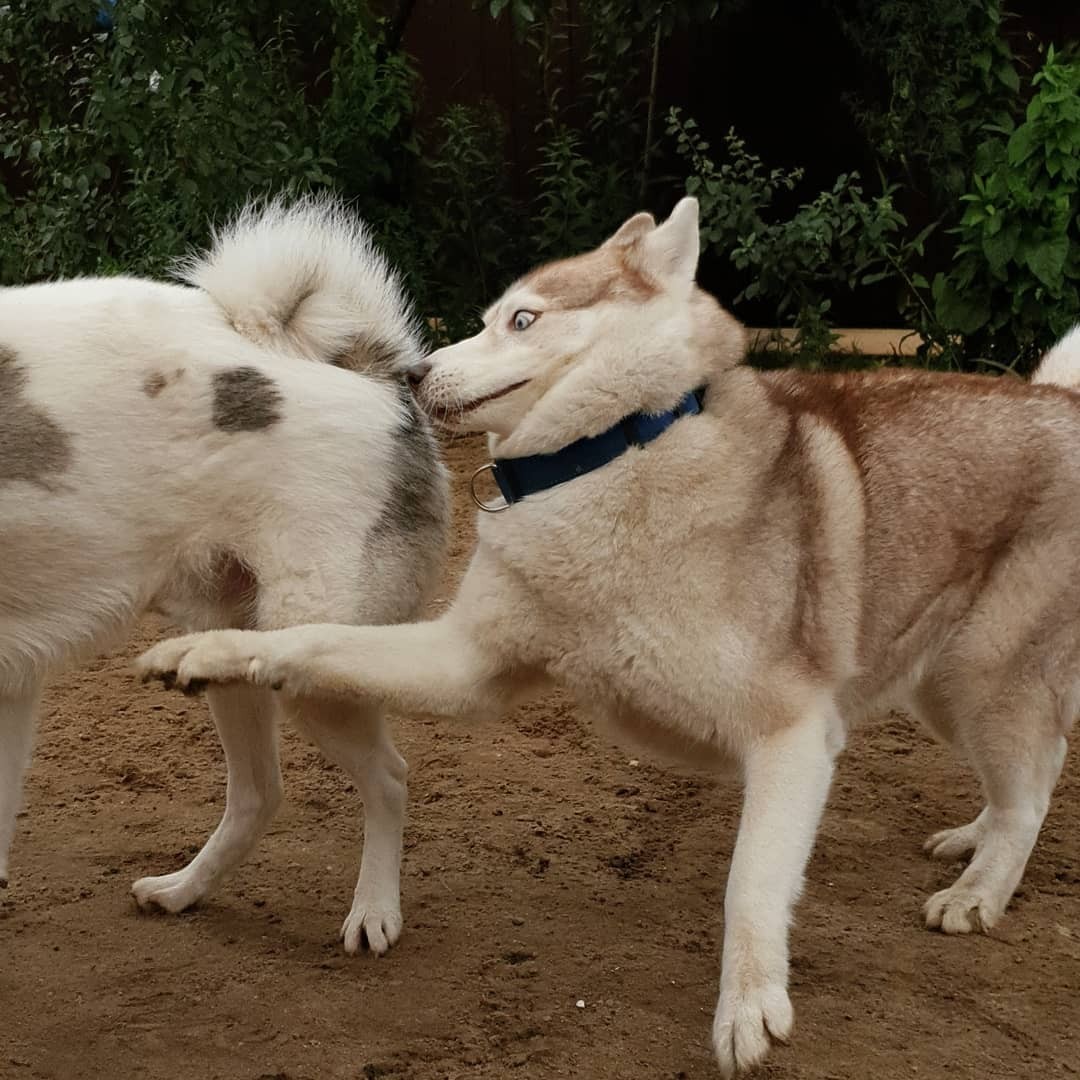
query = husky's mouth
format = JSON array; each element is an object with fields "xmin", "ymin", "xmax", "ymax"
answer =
[{"xmin": 424, "ymin": 379, "xmax": 530, "ymax": 422}]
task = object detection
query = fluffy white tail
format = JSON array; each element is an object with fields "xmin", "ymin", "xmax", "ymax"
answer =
[
  {"xmin": 177, "ymin": 195, "xmax": 421, "ymax": 373},
  {"xmin": 1032, "ymin": 324, "xmax": 1080, "ymax": 390}
]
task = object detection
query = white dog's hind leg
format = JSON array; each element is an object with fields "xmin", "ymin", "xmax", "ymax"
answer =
[
  {"xmin": 135, "ymin": 583, "xmax": 521, "ymax": 953},
  {"xmin": 713, "ymin": 701, "xmax": 837, "ymax": 1078},
  {"xmin": 0, "ymin": 685, "xmax": 40, "ymax": 888},
  {"xmin": 288, "ymin": 698, "xmax": 406, "ymax": 956},
  {"xmin": 132, "ymin": 683, "xmax": 282, "ymax": 912}
]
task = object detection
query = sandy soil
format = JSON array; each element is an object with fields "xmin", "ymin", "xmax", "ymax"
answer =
[{"xmin": 3, "ymin": 436, "xmax": 1078, "ymax": 1080}]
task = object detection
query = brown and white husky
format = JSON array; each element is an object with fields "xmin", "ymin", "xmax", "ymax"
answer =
[{"xmin": 139, "ymin": 198, "xmax": 1078, "ymax": 1075}]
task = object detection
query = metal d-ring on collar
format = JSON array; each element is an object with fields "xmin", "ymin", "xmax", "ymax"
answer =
[{"xmin": 470, "ymin": 463, "xmax": 510, "ymax": 513}]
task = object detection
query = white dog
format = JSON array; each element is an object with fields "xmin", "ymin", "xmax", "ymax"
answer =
[
  {"xmin": 0, "ymin": 198, "xmax": 449, "ymax": 955},
  {"xmin": 139, "ymin": 199, "xmax": 1078, "ymax": 1073}
]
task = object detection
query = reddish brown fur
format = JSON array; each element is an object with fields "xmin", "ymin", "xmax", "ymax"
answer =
[
  {"xmin": 761, "ymin": 367, "xmax": 1080, "ymax": 680},
  {"xmin": 521, "ymin": 247, "xmax": 658, "ymax": 309}
]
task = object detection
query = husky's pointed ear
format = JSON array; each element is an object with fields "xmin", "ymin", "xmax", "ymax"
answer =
[
  {"xmin": 603, "ymin": 211, "xmax": 657, "ymax": 249},
  {"xmin": 639, "ymin": 197, "xmax": 700, "ymax": 284}
]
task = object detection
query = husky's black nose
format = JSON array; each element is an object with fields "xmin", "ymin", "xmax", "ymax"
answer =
[{"xmin": 406, "ymin": 361, "xmax": 431, "ymax": 390}]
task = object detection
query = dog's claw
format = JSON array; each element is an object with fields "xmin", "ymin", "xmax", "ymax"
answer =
[{"xmin": 181, "ymin": 677, "xmax": 208, "ymax": 696}]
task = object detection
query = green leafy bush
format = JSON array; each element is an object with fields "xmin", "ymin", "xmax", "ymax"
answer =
[
  {"xmin": 836, "ymin": 0, "xmax": 1019, "ymax": 209},
  {"xmin": 408, "ymin": 1, "xmax": 723, "ymax": 329},
  {"xmin": 0, "ymin": 0, "xmax": 1075, "ymax": 370},
  {"xmin": 0, "ymin": 1, "xmax": 339, "ymax": 280},
  {"xmin": 669, "ymin": 109, "xmax": 930, "ymax": 362},
  {"xmin": 410, "ymin": 104, "xmax": 522, "ymax": 342},
  {"xmin": 930, "ymin": 46, "xmax": 1080, "ymax": 369},
  {"xmin": 0, "ymin": 1, "xmax": 423, "ymax": 285}
]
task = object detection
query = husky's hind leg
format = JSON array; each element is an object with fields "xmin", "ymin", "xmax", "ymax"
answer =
[{"xmin": 923, "ymin": 675, "xmax": 1067, "ymax": 934}]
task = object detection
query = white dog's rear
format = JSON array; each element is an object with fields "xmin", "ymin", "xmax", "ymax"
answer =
[{"xmin": 0, "ymin": 198, "xmax": 448, "ymax": 953}]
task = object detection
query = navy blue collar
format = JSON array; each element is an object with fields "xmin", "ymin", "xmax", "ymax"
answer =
[{"xmin": 475, "ymin": 386, "xmax": 707, "ymax": 510}]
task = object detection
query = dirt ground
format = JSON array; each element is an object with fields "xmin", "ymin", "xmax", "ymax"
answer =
[{"xmin": 3, "ymin": 435, "xmax": 1078, "ymax": 1080}]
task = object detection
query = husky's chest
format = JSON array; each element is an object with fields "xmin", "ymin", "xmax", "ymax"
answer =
[{"xmin": 477, "ymin": 486, "xmax": 777, "ymax": 760}]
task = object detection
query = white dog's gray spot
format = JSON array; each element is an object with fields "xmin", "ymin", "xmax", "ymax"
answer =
[
  {"xmin": 212, "ymin": 368, "xmax": 283, "ymax": 432},
  {"xmin": 0, "ymin": 347, "xmax": 73, "ymax": 486},
  {"xmin": 373, "ymin": 381, "xmax": 446, "ymax": 538},
  {"xmin": 143, "ymin": 367, "xmax": 187, "ymax": 397},
  {"xmin": 143, "ymin": 367, "xmax": 187, "ymax": 398},
  {"xmin": 332, "ymin": 334, "xmax": 406, "ymax": 374},
  {"xmin": 143, "ymin": 372, "xmax": 168, "ymax": 397}
]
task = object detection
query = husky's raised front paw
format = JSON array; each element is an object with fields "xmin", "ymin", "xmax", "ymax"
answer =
[
  {"xmin": 136, "ymin": 631, "xmax": 279, "ymax": 692},
  {"xmin": 712, "ymin": 977, "xmax": 793, "ymax": 1077}
]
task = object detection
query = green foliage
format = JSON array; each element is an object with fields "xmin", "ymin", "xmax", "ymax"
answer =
[
  {"xmin": 576, "ymin": 0, "xmax": 722, "ymax": 181},
  {"xmin": 410, "ymin": 104, "xmax": 521, "ymax": 342},
  {"xmin": 318, "ymin": 1, "xmax": 419, "ymax": 201},
  {"xmin": 0, "ymin": 1, "xmax": 421, "ymax": 284},
  {"xmin": 0, "ymin": 0, "xmax": 338, "ymax": 281},
  {"xmin": 836, "ymin": 0, "xmax": 1019, "ymax": 208},
  {"xmin": 0, "ymin": 0, "xmax": 1076, "ymax": 375},
  {"xmin": 529, "ymin": 121, "xmax": 635, "ymax": 262},
  {"xmin": 420, "ymin": 0, "xmax": 723, "ymax": 324},
  {"xmin": 669, "ymin": 109, "xmax": 927, "ymax": 363},
  {"xmin": 0, "ymin": 0, "xmax": 725, "ymax": 336},
  {"xmin": 930, "ymin": 46, "xmax": 1080, "ymax": 370}
]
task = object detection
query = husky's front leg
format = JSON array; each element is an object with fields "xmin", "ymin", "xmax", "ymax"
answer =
[
  {"xmin": 713, "ymin": 702, "xmax": 838, "ymax": 1076},
  {"xmin": 136, "ymin": 616, "xmax": 510, "ymax": 720}
]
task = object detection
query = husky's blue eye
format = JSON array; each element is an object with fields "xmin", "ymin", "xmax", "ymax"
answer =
[{"xmin": 512, "ymin": 310, "xmax": 537, "ymax": 331}]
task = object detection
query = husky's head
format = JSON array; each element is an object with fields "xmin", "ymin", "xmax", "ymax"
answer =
[{"xmin": 410, "ymin": 197, "xmax": 746, "ymax": 455}]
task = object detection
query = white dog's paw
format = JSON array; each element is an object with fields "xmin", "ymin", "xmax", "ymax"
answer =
[
  {"xmin": 712, "ymin": 978, "xmax": 793, "ymax": 1077},
  {"xmin": 340, "ymin": 890, "xmax": 403, "ymax": 957},
  {"xmin": 131, "ymin": 869, "xmax": 209, "ymax": 914},
  {"xmin": 136, "ymin": 631, "xmax": 276, "ymax": 693},
  {"xmin": 924, "ymin": 817, "xmax": 984, "ymax": 862},
  {"xmin": 923, "ymin": 883, "xmax": 1004, "ymax": 934}
]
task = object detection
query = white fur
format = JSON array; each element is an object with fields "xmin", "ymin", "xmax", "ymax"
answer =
[
  {"xmin": 0, "ymin": 198, "xmax": 448, "ymax": 956},
  {"xmin": 179, "ymin": 195, "xmax": 421, "ymax": 369},
  {"xmin": 1033, "ymin": 322, "xmax": 1080, "ymax": 389}
]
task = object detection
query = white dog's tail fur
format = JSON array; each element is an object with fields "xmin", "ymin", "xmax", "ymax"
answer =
[
  {"xmin": 1032, "ymin": 324, "xmax": 1080, "ymax": 391},
  {"xmin": 177, "ymin": 194, "xmax": 422, "ymax": 373}
]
